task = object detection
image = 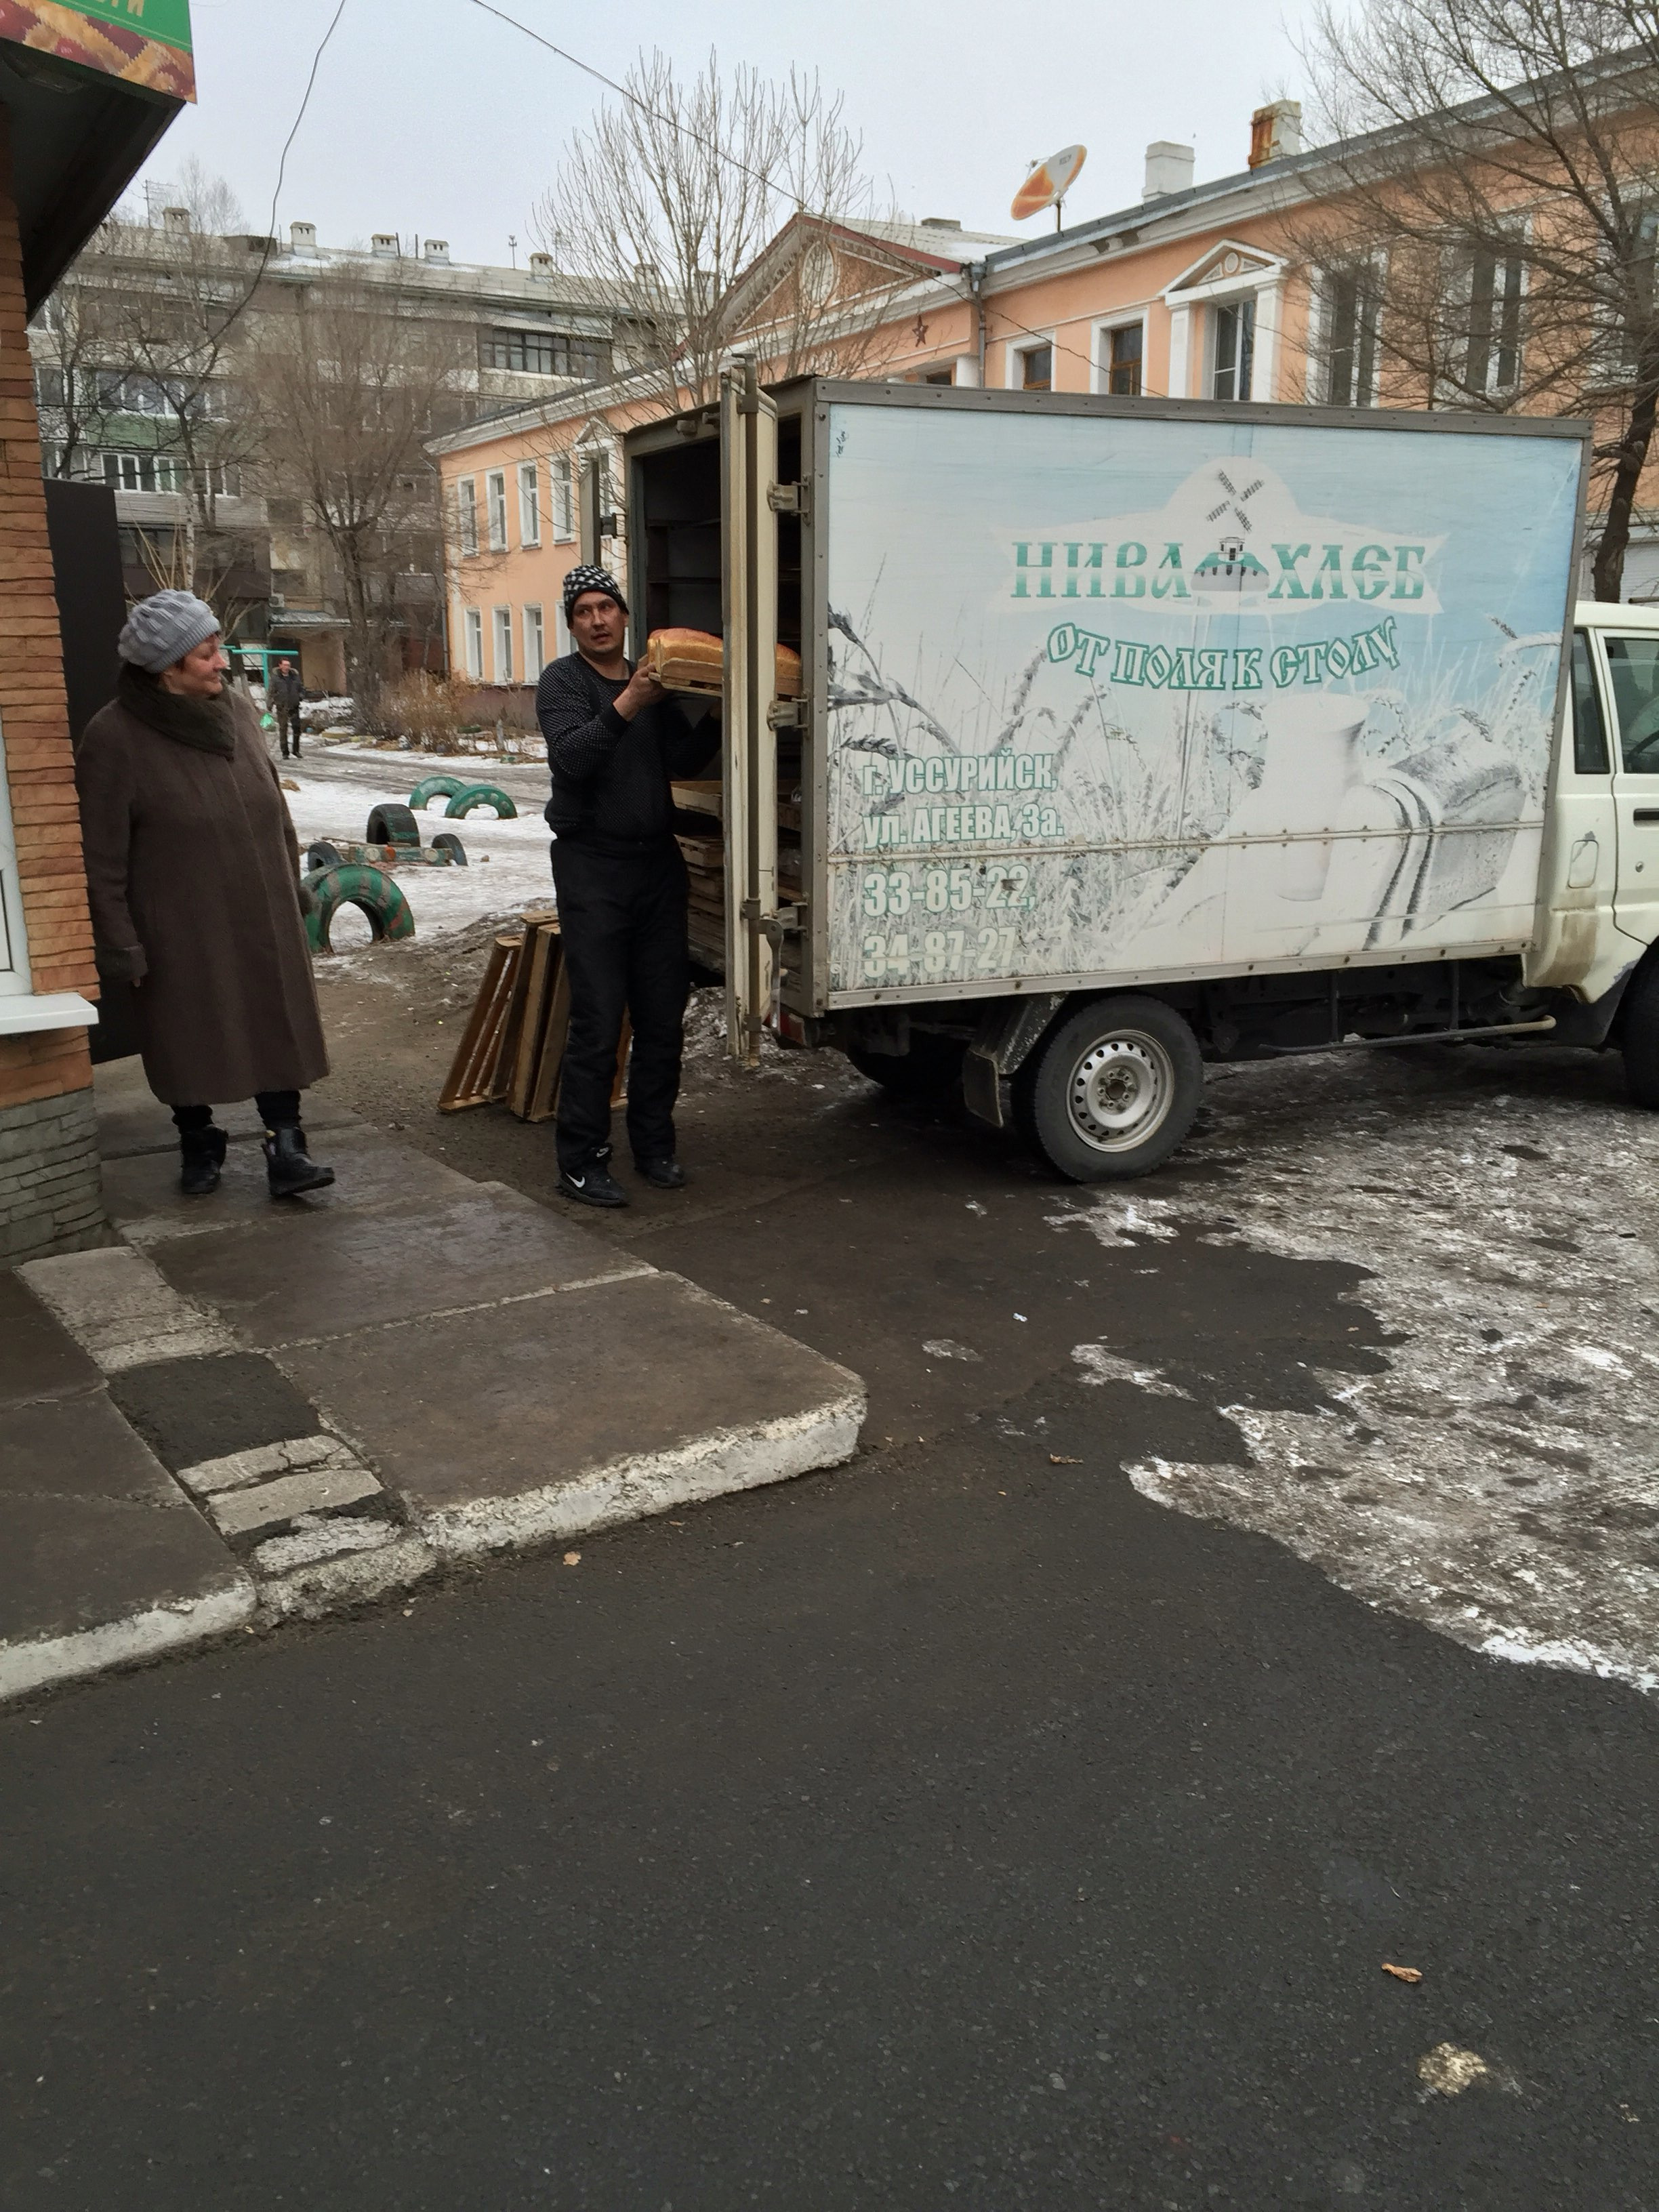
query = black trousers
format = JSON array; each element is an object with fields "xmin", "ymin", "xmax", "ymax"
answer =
[
  {"xmin": 548, "ymin": 838, "xmax": 689, "ymax": 1174},
  {"xmin": 172, "ymin": 1092, "xmax": 302, "ymax": 1132},
  {"xmin": 274, "ymin": 706, "xmax": 301, "ymax": 756}
]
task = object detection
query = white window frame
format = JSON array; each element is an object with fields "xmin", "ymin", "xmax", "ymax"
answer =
[
  {"xmin": 1311, "ymin": 260, "xmax": 1383, "ymax": 407},
  {"xmin": 457, "ymin": 476, "xmax": 478, "ymax": 557},
  {"xmin": 523, "ymin": 602, "xmax": 545, "ymax": 679},
  {"xmin": 1458, "ymin": 237, "xmax": 1527, "ymax": 399},
  {"xmin": 1092, "ymin": 308, "xmax": 1151, "ymax": 396},
  {"xmin": 1162, "ymin": 241, "xmax": 1286, "ymax": 401},
  {"xmin": 486, "ymin": 469, "xmax": 508, "ymax": 552},
  {"xmin": 1006, "ymin": 333, "xmax": 1057, "ymax": 392},
  {"xmin": 463, "ymin": 605, "xmax": 483, "ymax": 680},
  {"xmin": 518, "ymin": 460, "xmax": 540, "ymax": 547},
  {"xmin": 492, "ymin": 605, "xmax": 513, "ymax": 684},
  {"xmin": 1207, "ymin": 296, "xmax": 1256, "ymax": 402},
  {"xmin": 550, "ymin": 453, "xmax": 574, "ymax": 541}
]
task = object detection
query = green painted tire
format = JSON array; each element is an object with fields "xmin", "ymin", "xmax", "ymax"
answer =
[
  {"xmin": 366, "ymin": 802, "xmax": 421, "ymax": 847},
  {"xmin": 409, "ymin": 775, "xmax": 466, "ymax": 811},
  {"xmin": 302, "ymin": 863, "xmax": 416, "ymax": 954},
  {"xmin": 445, "ymin": 782, "xmax": 517, "ymax": 820},
  {"xmin": 429, "ymin": 831, "xmax": 468, "ymax": 866}
]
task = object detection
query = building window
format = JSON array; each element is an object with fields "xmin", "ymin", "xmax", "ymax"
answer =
[
  {"xmin": 100, "ymin": 450, "xmax": 186, "ymax": 493},
  {"xmin": 481, "ymin": 327, "xmax": 611, "ymax": 380},
  {"xmin": 1107, "ymin": 323, "xmax": 1143, "ymax": 396},
  {"xmin": 1210, "ymin": 298, "xmax": 1255, "ymax": 401},
  {"xmin": 1324, "ymin": 270, "xmax": 1378, "ymax": 407},
  {"xmin": 1017, "ymin": 343, "xmax": 1052, "ymax": 392},
  {"xmin": 464, "ymin": 607, "xmax": 483, "ymax": 680},
  {"xmin": 550, "ymin": 455, "xmax": 574, "ymax": 541},
  {"xmin": 33, "ymin": 365, "xmax": 66, "ymax": 410},
  {"xmin": 518, "ymin": 460, "xmax": 540, "ymax": 546},
  {"xmin": 922, "ymin": 368, "xmax": 953, "ymax": 386},
  {"xmin": 486, "ymin": 470, "xmax": 508, "ymax": 552},
  {"xmin": 524, "ymin": 603, "xmax": 545, "ymax": 678},
  {"xmin": 457, "ymin": 476, "xmax": 478, "ymax": 556},
  {"xmin": 1465, "ymin": 247, "xmax": 1523, "ymax": 395},
  {"xmin": 492, "ymin": 605, "xmax": 513, "ymax": 684}
]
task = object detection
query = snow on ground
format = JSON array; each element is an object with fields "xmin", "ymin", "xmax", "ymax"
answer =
[
  {"xmin": 277, "ymin": 741, "xmax": 556, "ymax": 955},
  {"xmin": 1046, "ymin": 1047, "xmax": 1659, "ymax": 1697}
]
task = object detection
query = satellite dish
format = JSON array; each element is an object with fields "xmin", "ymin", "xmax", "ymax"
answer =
[{"xmin": 1011, "ymin": 144, "xmax": 1087, "ymax": 224}]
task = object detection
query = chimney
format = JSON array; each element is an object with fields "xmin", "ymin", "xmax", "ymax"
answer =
[
  {"xmin": 162, "ymin": 206, "xmax": 190, "ymax": 234},
  {"xmin": 423, "ymin": 238, "xmax": 449, "ymax": 263},
  {"xmin": 289, "ymin": 220, "xmax": 316, "ymax": 253},
  {"xmin": 372, "ymin": 232, "xmax": 398, "ymax": 258},
  {"xmin": 1248, "ymin": 100, "xmax": 1303, "ymax": 168},
  {"xmin": 920, "ymin": 217, "xmax": 962, "ymax": 230},
  {"xmin": 529, "ymin": 251, "xmax": 554, "ymax": 278},
  {"xmin": 1143, "ymin": 142, "xmax": 1195, "ymax": 199}
]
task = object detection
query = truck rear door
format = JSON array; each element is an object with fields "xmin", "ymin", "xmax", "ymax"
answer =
[{"xmin": 720, "ymin": 361, "xmax": 779, "ymax": 1067}]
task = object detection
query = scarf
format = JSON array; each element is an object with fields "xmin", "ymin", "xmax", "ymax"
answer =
[{"xmin": 118, "ymin": 666, "xmax": 238, "ymax": 758}]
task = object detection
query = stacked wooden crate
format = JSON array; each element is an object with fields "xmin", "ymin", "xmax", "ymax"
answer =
[
  {"xmin": 672, "ymin": 773, "xmax": 804, "ymax": 974},
  {"xmin": 438, "ymin": 911, "xmax": 628, "ymax": 1120}
]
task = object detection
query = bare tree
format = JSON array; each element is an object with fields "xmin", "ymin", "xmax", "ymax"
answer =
[
  {"xmin": 535, "ymin": 51, "xmax": 899, "ymax": 415},
  {"xmin": 257, "ymin": 266, "xmax": 472, "ymax": 721},
  {"xmin": 1294, "ymin": 0, "xmax": 1659, "ymax": 598}
]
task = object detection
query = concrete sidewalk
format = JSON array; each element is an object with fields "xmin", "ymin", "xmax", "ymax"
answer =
[{"xmin": 1, "ymin": 1063, "xmax": 864, "ymax": 1702}]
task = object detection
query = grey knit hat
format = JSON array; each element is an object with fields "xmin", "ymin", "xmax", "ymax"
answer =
[
  {"xmin": 562, "ymin": 564, "xmax": 628, "ymax": 621},
  {"xmin": 117, "ymin": 590, "xmax": 220, "ymax": 674}
]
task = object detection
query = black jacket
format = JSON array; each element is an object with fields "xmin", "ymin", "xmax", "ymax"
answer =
[
  {"xmin": 537, "ymin": 651, "xmax": 716, "ymax": 853},
  {"xmin": 268, "ymin": 670, "xmax": 304, "ymax": 710}
]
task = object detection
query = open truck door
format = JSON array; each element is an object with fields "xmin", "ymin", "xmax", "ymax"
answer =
[{"xmin": 720, "ymin": 359, "xmax": 779, "ymax": 1068}]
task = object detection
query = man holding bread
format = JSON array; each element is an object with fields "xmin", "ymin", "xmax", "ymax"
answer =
[{"xmin": 536, "ymin": 564, "xmax": 718, "ymax": 1208}]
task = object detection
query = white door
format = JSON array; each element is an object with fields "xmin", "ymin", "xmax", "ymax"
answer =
[
  {"xmin": 719, "ymin": 361, "xmax": 779, "ymax": 1068},
  {"xmin": 1595, "ymin": 630, "xmax": 1659, "ymax": 951}
]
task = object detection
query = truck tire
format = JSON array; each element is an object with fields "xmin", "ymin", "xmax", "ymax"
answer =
[
  {"xmin": 429, "ymin": 831, "xmax": 468, "ymax": 865},
  {"xmin": 304, "ymin": 840, "xmax": 343, "ymax": 872},
  {"xmin": 366, "ymin": 802, "xmax": 421, "ymax": 848},
  {"xmin": 445, "ymin": 782, "xmax": 517, "ymax": 820},
  {"xmin": 1019, "ymin": 995, "xmax": 1202, "ymax": 1181},
  {"xmin": 846, "ymin": 1034, "xmax": 966, "ymax": 1101},
  {"xmin": 1622, "ymin": 957, "xmax": 1659, "ymax": 1108}
]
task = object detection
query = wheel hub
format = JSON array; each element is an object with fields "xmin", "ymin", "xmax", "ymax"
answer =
[{"xmin": 1067, "ymin": 1033, "xmax": 1172, "ymax": 1152}]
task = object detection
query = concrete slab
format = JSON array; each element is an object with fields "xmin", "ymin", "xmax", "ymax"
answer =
[
  {"xmin": 18, "ymin": 1246, "xmax": 234, "ymax": 1372},
  {"xmin": 104, "ymin": 1127, "xmax": 478, "ymax": 1246},
  {"xmin": 147, "ymin": 1186, "xmax": 651, "ymax": 1350},
  {"xmin": 0, "ymin": 1391, "xmax": 254, "ymax": 1702},
  {"xmin": 279, "ymin": 1270, "xmax": 866, "ymax": 1559},
  {"xmin": 94, "ymin": 1060, "xmax": 363, "ymax": 1163},
  {"xmin": 173, "ymin": 1431, "xmax": 344, "ymax": 1498},
  {"xmin": 206, "ymin": 1460, "xmax": 384, "ymax": 1541},
  {"xmin": 0, "ymin": 1271, "xmax": 104, "ymax": 1412},
  {"xmin": 110, "ymin": 1352, "xmax": 323, "ymax": 1475}
]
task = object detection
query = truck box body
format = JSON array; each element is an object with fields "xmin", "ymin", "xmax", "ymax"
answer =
[{"xmin": 628, "ymin": 383, "xmax": 1587, "ymax": 1026}]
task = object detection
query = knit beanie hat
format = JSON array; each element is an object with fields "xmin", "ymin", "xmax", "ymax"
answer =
[
  {"xmin": 117, "ymin": 590, "xmax": 220, "ymax": 674},
  {"xmin": 562, "ymin": 565, "xmax": 628, "ymax": 622}
]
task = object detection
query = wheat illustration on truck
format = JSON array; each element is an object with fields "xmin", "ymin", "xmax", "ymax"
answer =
[{"xmin": 624, "ymin": 370, "xmax": 1659, "ymax": 1178}]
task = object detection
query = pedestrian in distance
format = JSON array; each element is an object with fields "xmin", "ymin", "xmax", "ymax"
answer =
[
  {"xmin": 76, "ymin": 590, "xmax": 336, "ymax": 1200},
  {"xmin": 535, "ymin": 564, "xmax": 718, "ymax": 1207},
  {"xmin": 268, "ymin": 657, "xmax": 304, "ymax": 758}
]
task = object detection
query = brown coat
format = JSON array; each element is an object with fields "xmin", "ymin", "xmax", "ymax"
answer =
[{"xmin": 76, "ymin": 691, "xmax": 329, "ymax": 1105}]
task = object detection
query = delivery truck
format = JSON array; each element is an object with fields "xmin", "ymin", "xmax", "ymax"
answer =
[{"xmin": 623, "ymin": 370, "xmax": 1659, "ymax": 1179}]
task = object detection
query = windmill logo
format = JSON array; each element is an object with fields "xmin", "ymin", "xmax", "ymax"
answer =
[{"xmin": 1193, "ymin": 469, "xmax": 1271, "ymax": 594}]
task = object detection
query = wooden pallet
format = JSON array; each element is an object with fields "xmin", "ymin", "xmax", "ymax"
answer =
[{"xmin": 438, "ymin": 909, "xmax": 628, "ymax": 1121}]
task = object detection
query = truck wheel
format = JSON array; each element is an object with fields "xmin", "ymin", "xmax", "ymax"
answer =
[
  {"xmin": 301, "ymin": 863, "xmax": 415, "ymax": 954},
  {"xmin": 1021, "ymin": 996, "xmax": 1202, "ymax": 1181},
  {"xmin": 847, "ymin": 1035, "xmax": 966, "ymax": 1101},
  {"xmin": 1622, "ymin": 958, "xmax": 1659, "ymax": 1108}
]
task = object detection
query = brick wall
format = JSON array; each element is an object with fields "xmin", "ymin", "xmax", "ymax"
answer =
[{"xmin": 0, "ymin": 105, "xmax": 102, "ymax": 1258}]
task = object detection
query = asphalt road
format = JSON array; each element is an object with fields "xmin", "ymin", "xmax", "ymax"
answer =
[{"xmin": 3, "ymin": 954, "xmax": 1658, "ymax": 2209}]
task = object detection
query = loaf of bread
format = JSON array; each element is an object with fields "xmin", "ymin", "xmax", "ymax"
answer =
[{"xmin": 646, "ymin": 628, "xmax": 803, "ymax": 699}]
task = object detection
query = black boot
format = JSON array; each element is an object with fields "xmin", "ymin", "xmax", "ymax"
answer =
[
  {"xmin": 264, "ymin": 1124, "xmax": 335, "ymax": 1198},
  {"xmin": 179, "ymin": 1124, "xmax": 227, "ymax": 1196}
]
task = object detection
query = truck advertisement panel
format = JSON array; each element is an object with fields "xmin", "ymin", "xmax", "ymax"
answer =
[{"xmin": 822, "ymin": 403, "xmax": 1582, "ymax": 1002}]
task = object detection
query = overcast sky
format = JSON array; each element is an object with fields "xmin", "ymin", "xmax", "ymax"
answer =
[{"xmin": 137, "ymin": 0, "xmax": 1319, "ymax": 267}]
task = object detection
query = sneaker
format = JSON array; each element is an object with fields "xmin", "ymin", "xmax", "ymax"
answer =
[
  {"xmin": 634, "ymin": 1157, "xmax": 687, "ymax": 1190},
  {"xmin": 558, "ymin": 1164, "xmax": 629, "ymax": 1208}
]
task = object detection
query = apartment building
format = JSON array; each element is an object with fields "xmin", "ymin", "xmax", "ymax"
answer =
[{"xmin": 32, "ymin": 216, "xmax": 631, "ymax": 689}]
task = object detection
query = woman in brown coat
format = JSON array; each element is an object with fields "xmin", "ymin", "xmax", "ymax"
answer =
[{"xmin": 77, "ymin": 590, "xmax": 335, "ymax": 1198}]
